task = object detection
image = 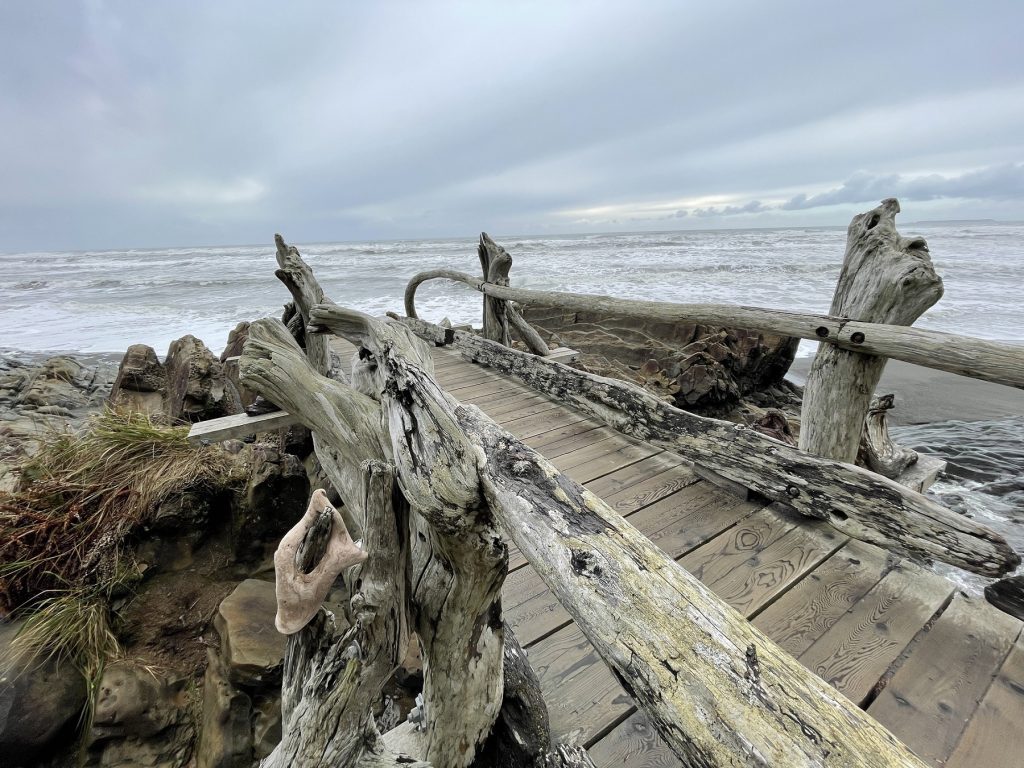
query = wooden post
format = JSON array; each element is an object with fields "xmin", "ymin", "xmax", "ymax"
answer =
[{"xmin": 799, "ymin": 199, "xmax": 943, "ymax": 463}]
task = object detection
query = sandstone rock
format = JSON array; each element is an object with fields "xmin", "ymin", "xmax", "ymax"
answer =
[
  {"xmin": 164, "ymin": 335, "xmax": 242, "ymax": 424},
  {"xmin": 219, "ymin": 323, "xmax": 250, "ymax": 363},
  {"xmin": 91, "ymin": 664, "xmax": 187, "ymax": 742},
  {"xmin": 220, "ymin": 323, "xmax": 257, "ymax": 409},
  {"xmin": 232, "ymin": 444, "xmax": 309, "ymax": 562},
  {"xmin": 196, "ymin": 649, "xmax": 252, "ymax": 768},
  {"xmin": 521, "ymin": 305, "xmax": 799, "ymax": 414},
  {"xmin": 213, "ymin": 580, "xmax": 285, "ymax": 688},
  {"xmin": 251, "ymin": 696, "xmax": 282, "ymax": 760},
  {"xmin": 0, "ymin": 621, "xmax": 88, "ymax": 762}
]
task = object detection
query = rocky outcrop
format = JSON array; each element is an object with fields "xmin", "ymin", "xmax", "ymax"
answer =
[
  {"xmin": 213, "ymin": 580, "xmax": 285, "ymax": 689},
  {"xmin": 232, "ymin": 445, "xmax": 310, "ymax": 562},
  {"xmin": 196, "ymin": 649, "xmax": 253, "ymax": 768},
  {"xmin": 0, "ymin": 621, "xmax": 88, "ymax": 764},
  {"xmin": 108, "ymin": 335, "xmax": 244, "ymax": 425},
  {"xmin": 521, "ymin": 305, "xmax": 800, "ymax": 414}
]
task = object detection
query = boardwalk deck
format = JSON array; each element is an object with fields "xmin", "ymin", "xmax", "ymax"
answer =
[{"xmin": 332, "ymin": 340, "xmax": 1024, "ymax": 766}]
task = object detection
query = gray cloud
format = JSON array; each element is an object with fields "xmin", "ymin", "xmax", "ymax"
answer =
[{"xmin": 1, "ymin": 1, "xmax": 1023, "ymax": 250}]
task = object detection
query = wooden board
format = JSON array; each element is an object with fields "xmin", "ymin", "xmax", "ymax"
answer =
[
  {"xmin": 867, "ymin": 593, "xmax": 1022, "ymax": 765},
  {"xmin": 586, "ymin": 710, "xmax": 683, "ymax": 768},
  {"xmin": 186, "ymin": 409, "xmax": 298, "ymax": 445},
  {"xmin": 798, "ymin": 559, "xmax": 954, "ymax": 706},
  {"xmin": 752, "ymin": 540, "xmax": 891, "ymax": 656},
  {"xmin": 945, "ymin": 636, "xmax": 1024, "ymax": 768}
]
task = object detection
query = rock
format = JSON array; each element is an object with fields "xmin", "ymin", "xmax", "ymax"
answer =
[
  {"xmin": 220, "ymin": 323, "xmax": 257, "ymax": 410},
  {"xmin": 164, "ymin": 335, "xmax": 242, "ymax": 424},
  {"xmin": 232, "ymin": 444, "xmax": 309, "ymax": 562},
  {"xmin": 109, "ymin": 345, "xmax": 168, "ymax": 419},
  {"xmin": 91, "ymin": 664, "xmax": 188, "ymax": 742},
  {"xmin": 251, "ymin": 696, "xmax": 282, "ymax": 760},
  {"xmin": 196, "ymin": 650, "xmax": 252, "ymax": 768},
  {"xmin": 213, "ymin": 580, "xmax": 285, "ymax": 688},
  {"xmin": 0, "ymin": 621, "xmax": 88, "ymax": 762},
  {"xmin": 219, "ymin": 323, "xmax": 250, "ymax": 363},
  {"xmin": 521, "ymin": 306, "xmax": 799, "ymax": 414}
]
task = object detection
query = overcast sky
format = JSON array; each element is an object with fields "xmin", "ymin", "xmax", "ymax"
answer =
[{"xmin": 2, "ymin": 1, "xmax": 1023, "ymax": 251}]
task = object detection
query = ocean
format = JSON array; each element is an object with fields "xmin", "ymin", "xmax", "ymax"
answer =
[{"xmin": 1, "ymin": 223, "xmax": 1021, "ymax": 587}]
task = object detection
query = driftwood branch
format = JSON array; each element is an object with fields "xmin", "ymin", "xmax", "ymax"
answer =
[
  {"xmin": 508, "ymin": 302, "xmax": 552, "ymax": 356},
  {"xmin": 800, "ymin": 199, "xmax": 943, "ymax": 462},
  {"xmin": 393, "ymin": 314, "xmax": 1019, "ymax": 578},
  {"xmin": 401, "ymin": 275, "xmax": 1023, "ymax": 390},
  {"xmin": 479, "ymin": 232, "xmax": 512, "ymax": 346},
  {"xmin": 862, "ymin": 394, "xmax": 918, "ymax": 479},
  {"xmin": 274, "ymin": 233, "xmax": 331, "ymax": 376}
]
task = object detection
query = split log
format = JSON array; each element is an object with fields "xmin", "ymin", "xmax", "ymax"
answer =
[
  {"xmin": 458, "ymin": 405, "xmax": 929, "ymax": 768},
  {"xmin": 479, "ymin": 232, "xmax": 512, "ymax": 346},
  {"xmin": 401, "ymin": 277, "xmax": 1024, "ymax": 391},
  {"xmin": 861, "ymin": 394, "xmax": 918, "ymax": 479},
  {"xmin": 508, "ymin": 301, "xmax": 552, "ymax": 356},
  {"xmin": 392, "ymin": 314, "xmax": 1019, "ymax": 578},
  {"xmin": 800, "ymin": 199, "xmax": 943, "ymax": 462}
]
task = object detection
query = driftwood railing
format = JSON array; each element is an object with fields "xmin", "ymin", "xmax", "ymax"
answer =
[
  {"xmin": 404, "ymin": 199, "xmax": 1023, "ymax": 474},
  {"xmin": 221, "ymin": 228, "xmax": 1020, "ymax": 767}
]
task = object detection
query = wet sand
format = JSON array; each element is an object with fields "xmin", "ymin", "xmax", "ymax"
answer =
[{"xmin": 787, "ymin": 359, "xmax": 1024, "ymax": 425}]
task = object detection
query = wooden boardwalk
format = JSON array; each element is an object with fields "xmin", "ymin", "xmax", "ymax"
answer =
[{"xmin": 337, "ymin": 341, "xmax": 1024, "ymax": 767}]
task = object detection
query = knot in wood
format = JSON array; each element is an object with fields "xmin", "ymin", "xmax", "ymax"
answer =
[
  {"xmin": 786, "ymin": 485, "xmax": 801, "ymax": 498},
  {"xmin": 512, "ymin": 460, "xmax": 531, "ymax": 476}
]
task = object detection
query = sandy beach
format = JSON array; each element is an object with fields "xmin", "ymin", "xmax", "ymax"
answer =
[{"xmin": 788, "ymin": 357, "xmax": 1024, "ymax": 425}]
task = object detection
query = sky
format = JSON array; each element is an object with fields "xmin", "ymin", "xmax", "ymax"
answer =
[{"xmin": 2, "ymin": 1, "xmax": 1023, "ymax": 251}]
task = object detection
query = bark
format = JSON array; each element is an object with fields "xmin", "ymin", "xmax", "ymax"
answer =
[
  {"xmin": 401, "ymin": 276, "xmax": 1023, "ymax": 391},
  {"xmin": 861, "ymin": 394, "xmax": 918, "ymax": 479},
  {"xmin": 479, "ymin": 232, "xmax": 512, "ymax": 346},
  {"xmin": 800, "ymin": 199, "xmax": 943, "ymax": 462},
  {"xmin": 458, "ymin": 406, "xmax": 928, "ymax": 767},
  {"xmin": 392, "ymin": 314, "xmax": 1018, "ymax": 578}
]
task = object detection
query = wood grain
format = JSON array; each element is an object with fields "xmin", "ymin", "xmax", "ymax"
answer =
[
  {"xmin": 867, "ymin": 593, "xmax": 1022, "ymax": 765},
  {"xmin": 753, "ymin": 540, "xmax": 890, "ymax": 656}
]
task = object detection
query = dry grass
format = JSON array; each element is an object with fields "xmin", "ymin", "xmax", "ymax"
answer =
[{"xmin": 0, "ymin": 407, "xmax": 234, "ymax": 612}]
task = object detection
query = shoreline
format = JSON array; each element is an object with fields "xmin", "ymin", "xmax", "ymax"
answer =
[{"xmin": 787, "ymin": 358, "xmax": 1024, "ymax": 426}]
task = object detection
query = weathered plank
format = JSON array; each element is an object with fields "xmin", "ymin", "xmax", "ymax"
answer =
[
  {"xmin": 587, "ymin": 711, "xmax": 682, "ymax": 768},
  {"xmin": 753, "ymin": 540, "xmax": 891, "ymax": 656},
  {"xmin": 945, "ymin": 636, "xmax": 1024, "ymax": 768},
  {"xmin": 798, "ymin": 560, "xmax": 954, "ymax": 706},
  {"xmin": 186, "ymin": 409, "xmax": 299, "ymax": 445},
  {"xmin": 867, "ymin": 593, "xmax": 1022, "ymax": 765}
]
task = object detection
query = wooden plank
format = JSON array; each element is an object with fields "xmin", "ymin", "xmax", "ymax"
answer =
[
  {"xmin": 678, "ymin": 506, "xmax": 798, "ymax": 586},
  {"xmin": 753, "ymin": 540, "xmax": 891, "ymax": 657},
  {"xmin": 698, "ymin": 520, "xmax": 847, "ymax": 617},
  {"xmin": 567, "ymin": 440, "xmax": 661, "ymax": 484},
  {"xmin": 524, "ymin": 420, "xmax": 606, "ymax": 453},
  {"xmin": 585, "ymin": 459, "xmax": 696, "ymax": 515},
  {"xmin": 587, "ymin": 710, "xmax": 683, "ymax": 768},
  {"xmin": 527, "ymin": 623, "xmax": 633, "ymax": 744},
  {"xmin": 945, "ymin": 636, "xmax": 1024, "ymax": 768},
  {"xmin": 501, "ymin": 407, "xmax": 590, "ymax": 440},
  {"xmin": 798, "ymin": 559, "xmax": 954, "ymax": 706},
  {"xmin": 867, "ymin": 593, "xmax": 1022, "ymax": 765},
  {"xmin": 186, "ymin": 409, "xmax": 298, "ymax": 445}
]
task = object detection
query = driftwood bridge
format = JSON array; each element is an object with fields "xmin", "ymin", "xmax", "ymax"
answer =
[{"xmin": 190, "ymin": 200, "xmax": 1024, "ymax": 767}]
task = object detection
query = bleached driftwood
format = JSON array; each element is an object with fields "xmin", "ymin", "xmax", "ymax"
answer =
[
  {"xmin": 274, "ymin": 489, "xmax": 367, "ymax": 635},
  {"xmin": 479, "ymin": 232, "xmax": 512, "ymax": 347},
  {"xmin": 800, "ymin": 199, "xmax": 943, "ymax": 462},
  {"xmin": 861, "ymin": 394, "xmax": 918, "ymax": 480},
  {"xmin": 274, "ymin": 232, "xmax": 332, "ymax": 376},
  {"xmin": 402, "ymin": 268, "xmax": 1023, "ymax": 391},
  {"xmin": 392, "ymin": 314, "xmax": 1018, "ymax": 578}
]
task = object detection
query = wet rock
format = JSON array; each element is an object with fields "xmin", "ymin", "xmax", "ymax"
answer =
[
  {"xmin": 985, "ymin": 575, "xmax": 1024, "ymax": 622},
  {"xmin": 196, "ymin": 650, "xmax": 252, "ymax": 768},
  {"xmin": 213, "ymin": 580, "xmax": 285, "ymax": 688},
  {"xmin": 0, "ymin": 621, "xmax": 88, "ymax": 762},
  {"xmin": 164, "ymin": 335, "xmax": 242, "ymax": 424}
]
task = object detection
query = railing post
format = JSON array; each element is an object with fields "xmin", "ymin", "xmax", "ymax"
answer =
[
  {"xmin": 478, "ymin": 232, "xmax": 512, "ymax": 346},
  {"xmin": 799, "ymin": 199, "xmax": 943, "ymax": 463}
]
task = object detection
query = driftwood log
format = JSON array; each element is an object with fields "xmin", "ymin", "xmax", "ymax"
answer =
[
  {"xmin": 402, "ymin": 266, "xmax": 1023, "ymax": 391},
  {"xmin": 241, "ymin": 240, "xmax": 593, "ymax": 767},
  {"xmin": 295, "ymin": 301, "xmax": 934, "ymax": 768},
  {"xmin": 479, "ymin": 232, "xmax": 512, "ymax": 347},
  {"xmin": 800, "ymin": 199, "xmax": 943, "ymax": 462},
  {"xmin": 393, "ymin": 314, "xmax": 1018, "ymax": 578}
]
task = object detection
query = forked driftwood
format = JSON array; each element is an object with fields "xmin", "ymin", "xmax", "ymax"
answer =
[
  {"xmin": 862, "ymin": 394, "xmax": 919, "ymax": 480},
  {"xmin": 393, "ymin": 314, "xmax": 1018, "ymax": 578},
  {"xmin": 800, "ymin": 199, "xmax": 943, "ymax": 462}
]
